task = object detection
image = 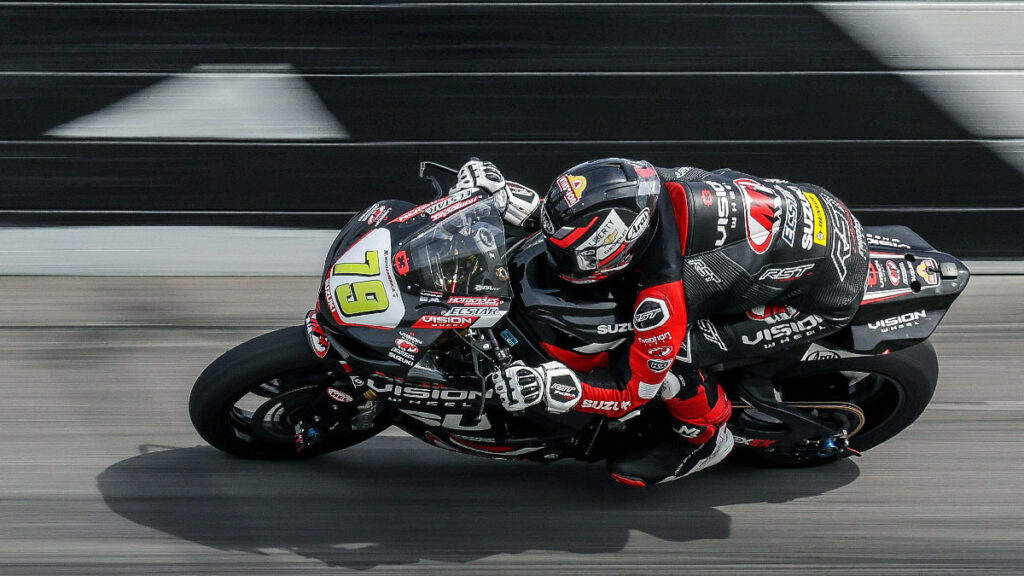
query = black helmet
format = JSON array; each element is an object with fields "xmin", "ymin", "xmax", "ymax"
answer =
[{"xmin": 540, "ymin": 158, "xmax": 660, "ymax": 284}]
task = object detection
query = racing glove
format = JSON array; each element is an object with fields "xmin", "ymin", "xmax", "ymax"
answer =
[
  {"xmin": 450, "ymin": 160, "xmax": 541, "ymax": 227},
  {"xmin": 491, "ymin": 361, "xmax": 583, "ymax": 413}
]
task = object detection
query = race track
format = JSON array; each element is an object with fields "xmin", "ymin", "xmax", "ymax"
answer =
[{"xmin": 1, "ymin": 275, "xmax": 1021, "ymax": 575}]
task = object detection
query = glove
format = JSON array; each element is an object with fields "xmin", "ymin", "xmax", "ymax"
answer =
[
  {"xmin": 491, "ymin": 361, "xmax": 583, "ymax": 413},
  {"xmin": 450, "ymin": 160, "xmax": 541, "ymax": 227},
  {"xmin": 453, "ymin": 159, "xmax": 507, "ymax": 196}
]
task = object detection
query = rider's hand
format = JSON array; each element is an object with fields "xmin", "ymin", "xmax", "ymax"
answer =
[
  {"xmin": 452, "ymin": 160, "xmax": 507, "ymax": 196},
  {"xmin": 450, "ymin": 160, "xmax": 540, "ymax": 227},
  {"xmin": 492, "ymin": 361, "xmax": 583, "ymax": 413}
]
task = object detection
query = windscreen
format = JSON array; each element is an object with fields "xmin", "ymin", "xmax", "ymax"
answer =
[{"xmin": 397, "ymin": 196, "xmax": 512, "ymax": 298}]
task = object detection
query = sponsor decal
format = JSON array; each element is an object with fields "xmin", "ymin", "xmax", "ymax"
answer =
[
  {"xmin": 688, "ymin": 258, "xmax": 721, "ymax": 284},
  {"xmin": 734, "ymin": 436, "xmax": 777, "ymax": 448},
  {"xmin": 419, "ymin": 289, "xmax": 444, "ymax": 303},
  {"xmin": 388, "ymin": 349, "xmax": 415, "ymax": 366},
  {"xmin": 701, "ymin": 189, "xmax": 713, "ymax": 206},
  {"xmin": 735, "ymin": 178, "xmax": 780, "ymax": 254},
  {"xmin": 447, "ymin": 306, "xmax": 504, "ymax": 317},
  {"xmin": 675, "ymin": 425, "xmax": 702, "ymax": 439},
  {"xmin": 576, "ymin": 209, "xmax": 629, "ymax": 266},
  {"xmin": 805, "ymin": 192, "xmax": 829, "ymax": 247},
  {"xmin": 399, "ymin": 331, "xmax": 423, "ymax": 345},
  {"xmin": 394, "ymin": 337, "xmax": 419, "ymax": 355},
  {"xmin": 633, "ymin": 298, "xmax": 670, "ymax": 331},
  {"xmin": 430, "ymin": 195, "xmax": 480, "ymax": 222},
  {"xmin": 647, "ymin": 358, "xmax": 672, "ymax": 372},
  {"xmin": 580, "ymin": 399, "xmax": 631, "ymax": 413},
  {"xmin": 804, "ymin": 350, "xmax": 840, "ymax": 361},
  {"xmin": 775, "ymin": 186, "xmax": 798, "ymax": 248},
  {"xmin": 393, "ymin": 250, "xmax": 410, "ymax": 276},
  {"xmin": 758, "ymin": 262, "xmax": 815, "ymax": 282},
  {"xmin": 474, "ymin": 283, "xmax": 502, "ymax": 293},
  {"xmin": 647, "ymin": 345, "xmax": 673, "ymax": 357},
  {"xmin": 867, "ymin": 310, "xmax": 926, "ymax": 333},
  {"xmin": 304, "ymin": 311, "xmax": 330, "ymax": 358},
  {"xmin": 374, "ymin": 382, "xmax": 493, "ymax": 406},
  {"xmin": 412, "ymin": 315, "xmax": 477, "ymax": 329},
  {"xmin": 796, "ymin": 190, "xmax": 814, "ymax": 250},
  {"xmin": 597, "ymin": 322, "xmax": 632, "ymax": 335},
  {"xmin": 638, "ymin": 332, "xmax": 672, "ymax": 345},
  {"xmin": 364, "ymin": 204, "xmax": 391, "ymax": 227},
  {"xmin": 326, "ymin": 388, "xmax": 355, "ymax": 403},
  {"xmin": 707, "ymin": 180, "xmax": 739, "ymax": 248},
  {"xmin": 741, "ymin": 314, "xmax": 825, "ymax": 348},
  {"xmin": 392, "ymin": 190, "xmax": 479, "ymax": 224},
  {"xmin": 624, "ymin": 207, "xmax": 651, "ymax": 242},
  {"xmin": 916, "ymin": 259, "xmax": 940, "ymax": 286},
  {"xmin": 866, "ymin": 233, "xmax": 911, "ymax": 250},
  {"xmin": 697, "ymin": 318, "xmax": 728, "ymax": 351},
  {"xmin": 549, "ymin": 384, "xmax": 580, "ymax": 406},
  {"xmin": 746, "ymin": 305, "xmax": 797, "ymax": 324},
  {"xmin": 447, "ymin": 295, "xmax": 500, "ymax": 307},
  {"xmin": 867, "ymin": 261, "xmax": 880, "ymax": 288},
  {"xmin": 886, "ymin": 260, "xmax": 901, "ymax": 286},
  {"xmin": 558, "ymin": 174, "xmax": 588, "ymax": 207}
]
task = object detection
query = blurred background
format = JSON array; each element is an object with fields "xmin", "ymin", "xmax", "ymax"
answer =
[
  {"xmin": 2, "ymin": 2, "xmax": 1023, "ymax": 575},
  {"xmin": 1, "ymin": 0, "xmax": 1022, "ymax": 268}
]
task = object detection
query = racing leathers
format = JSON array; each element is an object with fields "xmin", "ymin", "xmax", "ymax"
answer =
[{"xmin": 458, "ymin": 160, "xmax": 870, "ymax": 484}]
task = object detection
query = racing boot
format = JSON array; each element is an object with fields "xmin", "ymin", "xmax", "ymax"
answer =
[{"xmin": 608, "ymin": 372, "xmax": 733, "ymax": 487}]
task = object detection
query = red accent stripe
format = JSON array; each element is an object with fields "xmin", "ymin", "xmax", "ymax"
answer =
[
  {"xmin": 664, "ymin": 182, "xmax": 690, "ymax": 250},
  {"xmin": 861, "ymin": 293, "xmax": 907, "ymax": 305},
  {"xmin": 610, "ymin": 473, "xmax": 647, "ymax": 487},
  {"xmin": 549, "ymin": 216, "xmax": 599, "ymax": 248},
  {"xmin": 598, "ymin": 242, "xmax": 628, "ymax": 266},
  {"xmin": 539, "ymin": 341, "xmax": 610, "ymax": 372}
]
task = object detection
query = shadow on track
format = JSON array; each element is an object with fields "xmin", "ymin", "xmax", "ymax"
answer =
[{"xmin": 96, "ymin": 437, "xmax": 859, "ymax": 569}]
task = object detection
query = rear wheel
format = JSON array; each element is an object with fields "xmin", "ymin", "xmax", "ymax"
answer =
[
  {"xmin": 188, "ymin": 326, "xmax": 391, "ymax": 459},
  {"xmin": 733, "ymin": 341, "xmax": 938, "ymax": 464}
]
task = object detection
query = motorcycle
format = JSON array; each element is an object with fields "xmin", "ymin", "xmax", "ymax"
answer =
[{"xmin": 189, "ymin": 162, "xmax": 970, "ymax": 469}]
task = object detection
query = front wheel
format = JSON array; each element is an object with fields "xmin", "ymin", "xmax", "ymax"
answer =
[{"xmin": 188, "ymin": 326, "xmax": 391, "ymax": 459}]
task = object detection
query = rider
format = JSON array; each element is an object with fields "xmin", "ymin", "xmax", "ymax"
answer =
[{"xmin": 450, "ymin": 158, "xmax": 869, "ymax": 486}]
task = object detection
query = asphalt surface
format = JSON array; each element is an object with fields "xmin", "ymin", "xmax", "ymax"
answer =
[{"xmin": 1, "ymin": 275, "xmax": 1022, "ymax": 575}]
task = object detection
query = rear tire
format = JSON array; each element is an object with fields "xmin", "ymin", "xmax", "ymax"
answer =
[
  {"xmin": 735, "ymin": 340, "xmax": 938, "ymax": 464},
  {"xmin": 188, "ymin": 326, "xmax": 390, "ymax": 459}
]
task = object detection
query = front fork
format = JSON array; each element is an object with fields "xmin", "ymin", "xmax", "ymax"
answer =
[{"xmin": 293, "ymin": 309, "xmax": 384, "ymax": 452}]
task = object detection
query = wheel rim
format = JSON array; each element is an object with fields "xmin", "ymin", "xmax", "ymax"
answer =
[
  {"xmin": 225, "ymin": 368, "xmax": 340, "ymax": 449},
  {"xmin": 778, "ymin": 369, "xmax": 907, "ymax": 440}
]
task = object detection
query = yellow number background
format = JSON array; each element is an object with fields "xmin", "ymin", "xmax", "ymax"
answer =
[{"xmin": 333, "ymin": 251, "xmax": 390, "ymax": 317}]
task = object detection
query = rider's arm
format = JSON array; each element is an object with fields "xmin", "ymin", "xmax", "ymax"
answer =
[{"xmin": 573, "ymin": 280, "xmax": 688, "ymax": 418}]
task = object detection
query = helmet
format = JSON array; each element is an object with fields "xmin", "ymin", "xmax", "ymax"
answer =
[{"xmin": 540, "ymin": 158, "xmax": 660, "ymax": 284}]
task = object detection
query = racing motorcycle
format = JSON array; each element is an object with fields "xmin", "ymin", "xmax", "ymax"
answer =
[{"xmin": 189, "ymin": 162, "xmax": 970, "ymax": 469}]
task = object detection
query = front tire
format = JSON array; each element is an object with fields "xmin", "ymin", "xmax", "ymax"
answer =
[{"xmin": 188, "ymin": 326, "xmax": 390, "ymax": 459}]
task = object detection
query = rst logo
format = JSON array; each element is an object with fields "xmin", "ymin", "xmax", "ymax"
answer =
[
  {"xmin": 735, "ymin": 178, "xmax": 780, "ymax": 254},
  {"xmin": 759, "ymin": 263, "xmax": 814, "ymax": 282}
]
